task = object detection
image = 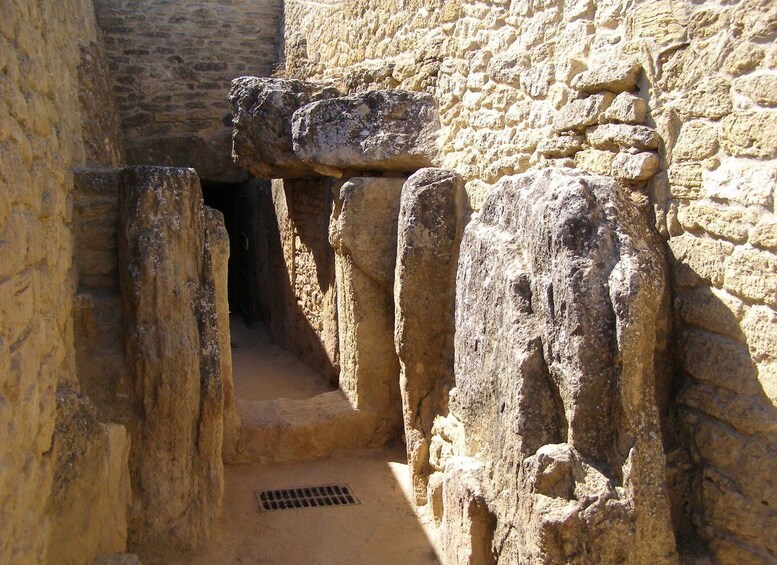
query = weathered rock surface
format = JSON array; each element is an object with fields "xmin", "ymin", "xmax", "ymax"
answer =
[
  {"xmin": 394, "ymin": 168, "xmax": 462, "ymax": 505},
  {"xmin": 204, "ymin": 207, "xmax": 240, "ymax": 461},
  {"xmin": 293, "ymin": 90, "xmax": 441, "ymax": 175},
  {"xmin": 46, "ymin": 384, "xmax": 131, "ymax": 565},
  {"xmin": 330, "ymin": 177, "xmax": 404, "ymax": 441},
  {"xmin": 118, "ymin": 166, "xmax": 224, "ymax": 548},
  {"xmin": 449, "ymin": 167, "xmax": 677, "ymax": 563},
  {"xmin": 230, "ymin": 77, "xmax": 339, "ymax": 179}
]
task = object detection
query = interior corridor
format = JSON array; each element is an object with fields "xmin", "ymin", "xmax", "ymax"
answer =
[
  {"xmin": 136, "ymin": 316, "xmax": 440, "ymax": 565},
  {"xmin": 230, "ymin": 315, "xmax": 335, "ymax": 402}
]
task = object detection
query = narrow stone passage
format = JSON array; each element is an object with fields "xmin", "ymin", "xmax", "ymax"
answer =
[
  {"xmin": 132, "ymin": 314, "xmax": 441, "ymax": 564},
  {"xmin": 230, "ymin": 315, "xmax": 335, "ymax": 402}
]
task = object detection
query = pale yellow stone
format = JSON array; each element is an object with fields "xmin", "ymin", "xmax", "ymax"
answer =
[
  {"xmin": 678, "ymin": 77, "xmax": 732, "ymax": 120},
  {"xmin": 631, "ymin": 0, "xmax": 687, "ymax": 43},
  {"xmin": 673, "ymin": 121, "xmax": 719, "ymax": 161},
  {"xmin": 734, "ymin": 73, "xmax": 777, "ymax": 107},
  {"xmin": 668, "ymin": 163, "xmax": 703, "ymax": 199},
  {"xmin": 676, "ymin": 286, "xmax": 746, "ymax": 340},
  {"xmin": 702, "ymin": 160, "xmax": 776, "ymax": 209},
  {"xmin": 668, "ymin": 234, "xmax": 734, "ymax": 287},
  {"xmin": 552, "ymin": 92, "xmax": 614, "ymax": 132},
  {"xmin": 724, "ymin": 247, "xmax": 777, "ymax": 307},
  {"xmin": 603, "ymin": 92, "xmax": 648, "ymax": 124},
  {"xmin": 741, "ymin": 306, "xmax": 777, "ymax": 364},
  {"xmin": 677, "ymin": 201, "xmax": 758, "ymax": 243},
  {"xmin": 720, "ymin": 111, "xmax": 777, "ymax": 159},
  {"xmin": 751, "ymin": 220, "xmax": 777, "ymax": 250},
  {"xmin": 574, "ymin": 148, "xmax": 615, "ymax": 176}
]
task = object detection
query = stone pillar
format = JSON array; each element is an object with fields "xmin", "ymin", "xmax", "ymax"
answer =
[
  {"xmin": 394, "ymin": 168, "xmax": 463, "ymax": 505},
  {"xmin": 118, "ymin": 166, "xmax": 224, "ymax": 549},
  {"xmin": 330, "ymin": 177, "xmax": 405, "ymax": 441}
]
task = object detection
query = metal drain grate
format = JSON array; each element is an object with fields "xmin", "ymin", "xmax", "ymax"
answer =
[{"xmin": 256, "ymin": 484, "xmax": 360, "ymax": 512}]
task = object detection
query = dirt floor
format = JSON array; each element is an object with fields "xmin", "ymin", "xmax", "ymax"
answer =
[
  {"xmin": 230, "ymin": 316, "xmax": 335, "ymax": 401},
  {"xmin": 136, "ymin": 317, "xmax": 440, "ymax": 564},
  {"xmin": 138, "ymin": 444, "xmax": 440, "ymax": 565}
]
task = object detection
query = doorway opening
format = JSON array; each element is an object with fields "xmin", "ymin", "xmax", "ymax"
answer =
[{"xmin": 201, "ymin": 178, "xmax": 338, "ymax": 403}]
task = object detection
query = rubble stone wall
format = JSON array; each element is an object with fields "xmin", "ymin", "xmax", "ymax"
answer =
[
  {"xmin": 92, "ymin": 0, "xmax": 281, "ymax": 143},
  {"xmin": 284, "ymin": 0, "xmax": 777, "ymax": 560},
  {"xmin": 0, "ymin": 0, "xmax": 122, "ymax": 562}
]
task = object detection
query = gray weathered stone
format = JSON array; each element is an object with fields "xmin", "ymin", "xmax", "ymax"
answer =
[
  {"xmin": 394, "ymin": 168, "xmax": 463, "ymax": 505},
  {"xmin": 230, "ymin": 77, "xmax": 339, "ymax": 179},
  {"xmin": 452, "ymin": 167, "xmax": 677, "ymax": 563},
  {"xmin": 293, "ymin": 90, "xmax": 441, "ymax": 175},
  {"xmin": 118, "ymin": 166, "xmax": 224, "ymax": 548}
]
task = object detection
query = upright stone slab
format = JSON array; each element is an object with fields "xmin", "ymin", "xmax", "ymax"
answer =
[
  {"xmin": 451, "ymin": 168, "xmax": 678, "ymax": 563},
  {"xmin": 394, "ymin": 168, "xmax": 462, "ymax": 505},
  {"xmin": 204, "ymin": 206, "xmax": 240, "ymax": 461},
  {"xmin": 118, "ymin": 166, "xmax": 224, "ymax": 548},
  {"xmin": 330, "ymin": 177, "xmax": 405, "ymax": 441},
  {"xmin": 293, "ymin": 90, "xmax": 441, "ymax": 175},
  {"xmin": 230, "ymin": 77, "xmax": 339, "ymax": 179}
]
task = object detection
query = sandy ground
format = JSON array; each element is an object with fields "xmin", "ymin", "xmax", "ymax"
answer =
[
  {"xmin": 136, "ymin": 318, "xmax": 440, "ymax": 564},
  {"xmin": 230, "ymin": 316, "xmax": 335, "ymax": 401},
  {"xmin": 138, "ymin": 443, "xmax": 441, "ymax": 565}
]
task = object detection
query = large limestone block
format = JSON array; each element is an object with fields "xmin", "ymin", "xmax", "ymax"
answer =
[
  {"xmin": 230, "ymin": 77, "xmax": 339, "ymax": 178},
  {"xmin": 293, "ymin": 90, "xmax": 441, "ymax": 175},
  {"xmin": 452, "ymin": 167, "xmax": 677, "ymax": 563},
  {"xmin": 46, "ymin": 384, "xmax": 131, "ymax": 565},
  {"xmin": 330, "ymin": 177, "xmax": 404, "ymax": 441},
  {"xmin": 394, "ymin": 168, "xmax": 462, "ymax": 505},
  {"xmin": 118, "ymin": 166, "xmax": 224, "ymax": 548}
]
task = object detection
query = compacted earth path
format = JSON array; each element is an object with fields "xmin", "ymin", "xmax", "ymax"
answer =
[{"xmin": 136, "ymin": 317, "xmax": 440, "ymax": 564}]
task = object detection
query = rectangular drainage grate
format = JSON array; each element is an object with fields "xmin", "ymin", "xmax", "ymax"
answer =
[{"xmin": 256, "ymin": 484, "xmax": 360, "ymax": 512}]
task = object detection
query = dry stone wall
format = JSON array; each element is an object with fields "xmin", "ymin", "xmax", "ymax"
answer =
[
  {"xmin": 283, "ymin": 0, "xmax": 777, "ymax": 561},
  {"xmin": 0, "ymin": 0, "xmax": 125, "ymax": 562},
  {"xmin": 93, "ymin": 0, "xmax": 282, "ymax": 181}
]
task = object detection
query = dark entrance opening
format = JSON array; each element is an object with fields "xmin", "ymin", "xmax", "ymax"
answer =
[{"xmin": 201, "ymin": 179, "xmax": 258, "ymax": 325}]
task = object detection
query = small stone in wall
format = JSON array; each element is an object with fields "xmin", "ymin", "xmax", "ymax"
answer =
[
  {"xmin": 574, "ymin": 148, "xmax": 616, "ymax": 176},
  {"xmin": 720, "ymin": 110, "xmax": 777, "ymax": 159},
  {"xmin": 603, "ymin": 92, "xmax": 648, "ymax": 124},
  {"xmin": 673, "ymin": 121, "xmax": 719, "ymax": 162},
  {"xmin": 537, "ymin": 134, "xmax": 584, "ymax": 158},
  {"xmin": 751, "ymin": 220, "xmax": 777, "ymax": 250},
  {"xmin": 611, "ymin": 151, "xmax": 660, "ymax": 181},
  {"xmin": 571, "ymin": 61, "xmax": 641, "ymax": 93},
  {"xmin": 552, "ymin": 92, "xmax": 615, "ymax": 132},
  {"xmin": 733, "ymin": 73, "xmax": 777, "ymax": 108},
  {"xmin": 586, "ymin": 123, "xmax": 659, "ymax": 151}
]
